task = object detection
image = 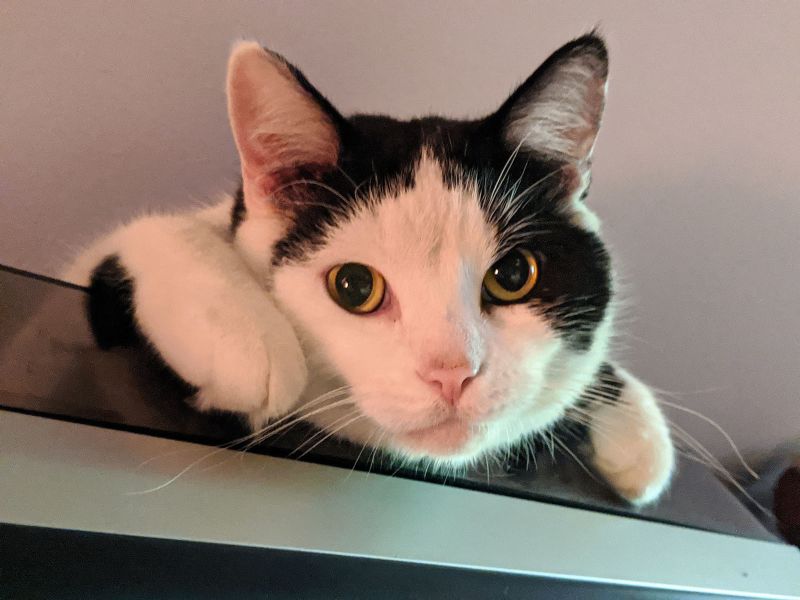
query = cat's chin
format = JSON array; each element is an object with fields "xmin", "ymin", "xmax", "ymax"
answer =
[{"xmin": 391, "ymin": 417, "xmax": 478, "ymax": 458}]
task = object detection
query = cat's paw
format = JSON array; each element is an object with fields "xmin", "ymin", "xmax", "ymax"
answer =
[
  {"xmin": 191, "ymin": 311, "xmax": 309, "ymax": 430},
  {"xmin": 588, "ymin": 369, "xmax": 675, "ymax": 505}
]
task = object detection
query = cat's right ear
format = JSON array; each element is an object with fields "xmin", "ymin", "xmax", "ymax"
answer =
[{"xmin": 227, "ymin": 41, "xmax": 343, "ymax": 215}]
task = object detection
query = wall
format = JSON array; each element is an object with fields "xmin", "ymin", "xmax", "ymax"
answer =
[{"xmin": 2, "ymin": 1, "xmax": 798, "ymax": 465}]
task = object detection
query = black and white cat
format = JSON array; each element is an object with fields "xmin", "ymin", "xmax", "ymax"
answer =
[{"xmin": 66, "ymin": 34, "xmax": 675, "ymax": 504}]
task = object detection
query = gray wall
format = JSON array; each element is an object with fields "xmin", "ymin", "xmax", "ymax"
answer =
[{"xmin": 2, "ymin": 1, "xmax": 798, "ymax": 465}]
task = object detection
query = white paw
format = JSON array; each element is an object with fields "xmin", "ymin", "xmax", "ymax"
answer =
[
  {"xmin": 192, "ymin": 318, "xmax": 308, "ymax": 430},
  {"xmin": 589, "ymin": 373, "xmax": 675, "ymax": 505}
]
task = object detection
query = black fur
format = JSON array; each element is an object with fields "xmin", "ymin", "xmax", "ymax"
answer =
[
  {"xmin": 87, "ymin": 255, "xmax": 139, "ymax": 349},
  {"xmin": 556, "ymin": 362, "xmax": 625, "ymax": 444},
  {"xmin": 242, "ymin": 33, "xmax": 612, "ymax": 352},
  {"xmin": 230, "ymin": 185, "xmax": 246, "ymax": 234},
  {"xmin": 87, "ymin": 255, "xmax": 198, "ymax": 396},
  {"xmin": 557, "ymin": 362, "xmax": 625, "ymax": 444},
  {"xmin": 576, "ymin": 362, "xmax": 625, "ymax": 416}
]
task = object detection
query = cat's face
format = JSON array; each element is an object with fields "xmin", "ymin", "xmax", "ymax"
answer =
[{"xmin": 229, "ymin": 35, "xmax": 614, "ymax": 465}]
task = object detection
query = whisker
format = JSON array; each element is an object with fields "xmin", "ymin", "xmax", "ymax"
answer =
[
  {"xmin": 126, "ymin": 444, "xmax": 239, "ymax": 496},
  {"xmin": 657, "ymin": 399, "xmax": 758, "ymax": 479},
  {"xmin": 294, "ymin": 414, "xmax": 366, "ymax": 460},
  {"xmin": 138, "ymin": 388, "xmax": 352, "ymax": 471},
  {"xmin": 135, "ymin": 426, "xmax": 270, "ymax": 471},
  {"xmin": 552, "ymin": 434, "xmax": 603, "ymax": 485},
  {"xmin": 240, "ymin": 396, "xmax": 355, "ymax": 453},
  {"xmin": 346, "ymin": 430, "xmax": 376, "ymax": 480},
  {"xmin": 291, "ymin": 409, "xmax": 361, "ymax": 456},
  {"xmin": 674, "ymin": 447, "xmax": 772, "ymax": 518},
  {"xmin": 333, "ymin": 164, "xmax": 360, "ymax": 192},
  {"xmin": 367, "ymin": 430, "xmax": 388, "ymax": 476},
  {"xmin": 488, "ymin": 131, "xmax": 531, "ymax": 210},
  {"xmin": 388, "ymin": 455, "xmax": 411, "ymax": 478}
]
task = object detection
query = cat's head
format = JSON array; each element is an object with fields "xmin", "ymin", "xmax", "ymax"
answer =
[{"xmin": 228, "ymin": 35, "xmax": 614, "ymax": 466}]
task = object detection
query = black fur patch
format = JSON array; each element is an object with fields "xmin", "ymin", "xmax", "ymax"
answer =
[
  {"xmin": 87, "ymin": 255, "xmax": 198, "ymax": 395},
  {"xmin": 87, "ymin": 255, "xmax": 139, "ymax": 349},
  {"xmin": 230, "ymin": 185, "xmax": 246, "ymax": 234},
  {"xmin": 583, "ymin": 362, "xmax": 625, "ymax": 405},
  {"xmin": 558, "ymin": 362, "xmax": 625, "ymax": 443}
]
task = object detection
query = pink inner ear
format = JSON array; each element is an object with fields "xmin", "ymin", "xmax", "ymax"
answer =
[
  {"xmin": 227, "ymin": 42, "xmax": 340, "ymax": 210},
  {"xmin": 247, "ymin": 168, "xmax": 280, "ymax": 200},
  {"xmin": 240, "ymin": 132, "xmax": 291, "ymax": 181}
]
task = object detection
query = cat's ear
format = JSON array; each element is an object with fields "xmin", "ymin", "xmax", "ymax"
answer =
[
  {"xmin": 496, "ymin": 33, "xmax": 608, "ymax": 177},
  {"xmin": 227, "ymin": 41, "xmax": 343, "ymax": 215}
]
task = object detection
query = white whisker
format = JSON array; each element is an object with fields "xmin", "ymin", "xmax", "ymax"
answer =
[
  {"xmin": 294, "ymin": 414, "xmax": 366, "ymax": 460},
  {"xmin": 657, "ymin": 399, "xmax": 758, "ymax": 479}
]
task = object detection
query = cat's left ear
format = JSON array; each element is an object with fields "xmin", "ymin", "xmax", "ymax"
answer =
[
  {"xmin": 495, "ymin": 33, "xmax": 608, "ymax": 192},
  {"xmin": 227, "ymin": 41, "xmax": 345, "ymax": 215}
]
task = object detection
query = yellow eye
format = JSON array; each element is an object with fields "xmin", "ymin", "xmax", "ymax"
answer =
[
  {"xmin": 483, "ymin": 248, "xmax": 538, "ymax": 303},
  {"xmin": 326, "ymin": 263, "xmax": 386, "ymax": 314}
]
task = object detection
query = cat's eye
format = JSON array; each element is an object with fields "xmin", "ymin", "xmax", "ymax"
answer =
[
  {"xmin": 482, "ymin": 248, "xmax": 539, "ymax": 303},
  {"xmin": 326, "ymin": 263, "xmax": 386, "ymax": 314}
]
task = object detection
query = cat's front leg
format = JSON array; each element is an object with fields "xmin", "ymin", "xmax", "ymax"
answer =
[
  {"xmin": 585, "ymin": 364, "xmax": 675, "ymax": 505},
  {"xmin": 68, "ymin": 209, "xmax": 308, "ymax": 430}
]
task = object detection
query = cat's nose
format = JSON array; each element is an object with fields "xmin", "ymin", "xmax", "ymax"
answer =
[{"xmin": 418, "ymin": 365, "xmax": 477, "ymax": 405}]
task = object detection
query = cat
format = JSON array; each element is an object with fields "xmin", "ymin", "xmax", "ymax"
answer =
[{"xmin": 65, "ymin": 33, "xmax": 675, "ymax": 505}]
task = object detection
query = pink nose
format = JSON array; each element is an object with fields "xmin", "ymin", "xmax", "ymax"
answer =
[{"xmin": 418, "ymin": 365, "xmax": 477, "ymax": 405}]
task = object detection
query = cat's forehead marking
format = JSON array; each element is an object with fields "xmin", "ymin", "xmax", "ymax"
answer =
[
  {"xmin": 272, "ymin": 115, "xmax": 566, "ymax": 266},
  {"xmin": 365, "ymin": 153, "xmax": 494, "ymax": 270}
]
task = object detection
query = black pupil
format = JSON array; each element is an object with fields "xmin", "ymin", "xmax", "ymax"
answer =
[
  {"xmin": 492, "ymin": 251, "xmax": 529, "ymax": 292},
  {"xmin": 336, "ymin": 263, "xmax": 374, "ymax": 307}
]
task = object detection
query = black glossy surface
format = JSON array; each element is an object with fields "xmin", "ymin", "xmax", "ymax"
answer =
[
  {"xmin": 2, "ymin": 524, "xmax": 751, "ymax": 600},
  {"xmin": 0, "ymin": 264, "xmax": 776, "ymax": 542}
]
